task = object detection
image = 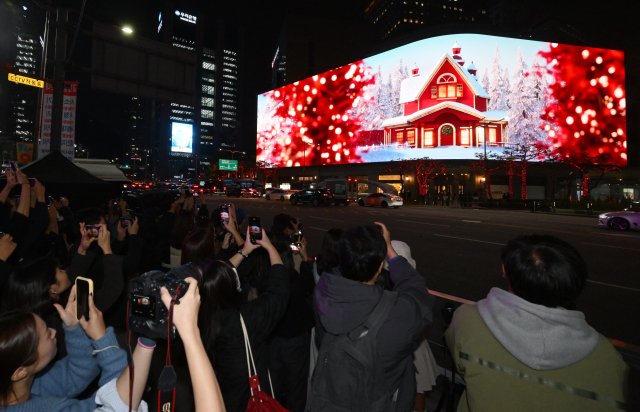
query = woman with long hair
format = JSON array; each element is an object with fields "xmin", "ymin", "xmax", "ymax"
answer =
[
  {"xmin": 303, "ymin": 228, "xmax": 343, "ymax": 284},
  {"xmin": 198, "ymin": 227, "xmax": 290, "ymax": 412},
  {"xmin": 0, "ymin": 287, "xmax": 127, "ymax": 411},
  {"xmin": 181, "ymin": 229, "xmax": 218, "ymax": 266}
]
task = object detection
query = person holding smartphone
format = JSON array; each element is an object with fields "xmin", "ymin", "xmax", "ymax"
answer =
[{"xmin": 0, "ymin": 286, "xmax": 128, "ymax": 412}]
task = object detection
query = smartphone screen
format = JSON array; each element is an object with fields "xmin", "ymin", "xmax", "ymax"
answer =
[
  {"xmin": 220, "ymin": 205, "xmax": 229, "ymax": 225},
  {"xmin": 120, "ymin": 217, "xmax": 130, "ymax": 227},
  {"xmin": 10, "ymin": 161, "xmax": 17, "ymax": 178},
  {"xmin": 28, "ymin": 178, "xmax": 36, "ymax": 187},
  {"xmin": 289, "ymin": 243, "xmax": 299, "ymax": 251},
  {"xmin": 76, "ymin": 278, "xmax": 92, "ymax": 320},
  {"xmin": 248, "ymin": 217, "xmax": 262, "ymax": 244}
]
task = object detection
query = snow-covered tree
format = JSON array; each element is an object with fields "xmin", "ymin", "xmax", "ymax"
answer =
[
  {"xmin": 503, "ymin": 68, "xmax": 511, "ymax": 109},
  {"xmin": 390, "ymin": 58, "xmax": 408, "ymax": 117},
  {"xmin": 488, "ymin": 46, "xmax": 508, "ymax": 111},
  {"xmin": 507, "ymin": 48, "xmax": 542, "ymax": 144},
  {"xmin": 481, "ymin": 68, "xmax": 490, "ymax": 94}
]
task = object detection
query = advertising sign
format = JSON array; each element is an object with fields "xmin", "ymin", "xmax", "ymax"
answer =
[
  {"xmin": 219, "ymin": 159, "xmax": 238, "ymax": 171},
  {"xmin": 16, "ymin": 142, "xmax": 34, "ymax": 163},
  {"xmin": 257, "ymin": 34, "xmax": 626, "ymax": 167},
  {"xmin": 8, "ymin": 73, "xmax": 44, "ymax": 88},
  {"xmin": 39, "ymin": 81, "xmax": 78, "ymax": 161},
  {"xmin": 171, "ymin": 122, "xmax": 193, "ymax": 153}
]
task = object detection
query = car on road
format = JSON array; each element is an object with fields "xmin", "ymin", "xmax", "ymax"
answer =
[
  {"xmin": 227, "ymin": 187, "xmax": 260, "ymax": 198},
  {"xmin": 264, "ymin": 188, "xmax": 294, "ymax": 201},
  {"xmin": 290, "ymin": 189, "xmax": 334, "ymax": 206},
  {"xmin": 599, "ymin": 203, "xmax": 640, "ymax": 231},
  {"xmin": 358, "ymin": 193, "xmax": 403, "ymax": 208}
]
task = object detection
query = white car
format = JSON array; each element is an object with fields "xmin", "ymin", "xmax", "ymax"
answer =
[
  {"xmin": 264, "ymin": 188, "xmax": 294, "ymax": 201},
  {"xmin": 358, "ymin": 193, "xmax": 403, "ymax": 208},
  {"xmin": 599, "ymin": 204, "xmax": 640, "ymax": 231}
]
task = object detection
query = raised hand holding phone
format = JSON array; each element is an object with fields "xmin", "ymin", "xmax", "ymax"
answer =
[
  {"xmin": 54, "ymin": 285, "xmax": 79, "ymax": 329},
  {"xmin": 96, "ymin": 223, "xmax": 112, "ymax": 254},
  {"xmin": 78, "ymin": 222, "xmax": 98, "ymax": 255},
  {"xmin": 75, "ymin": 277, "xmax": 93, "ymax": 321},
  {"xmin": 78, "ymin": 294, "xmax": 107, "ymax": 341},
  {"xmin": 0, "ymin": 234, "xmax": 17, "ymax": 262}
]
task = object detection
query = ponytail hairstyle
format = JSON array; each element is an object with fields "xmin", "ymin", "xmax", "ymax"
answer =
[{"xmin": 0, "ymin": 311, "xmax": 39, "ymax": 404}]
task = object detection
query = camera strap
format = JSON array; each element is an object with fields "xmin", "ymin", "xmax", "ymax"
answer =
[
  {"xmin": 157, "ymin": 295, "xmax": 178, "ymax": 412},
  {"xmin": 126, "ymin": 301, "xmax": 134, "ymax": 412}
]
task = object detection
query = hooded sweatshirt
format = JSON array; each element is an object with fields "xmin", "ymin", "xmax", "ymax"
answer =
[
  {"xmin": 314, "ymin": 256, "xmax": 434, "ymax": 412},
  {"xmin": 445, "ymin": 288, "xmax": 628, "ymax": 412},
  {"xmin": 477, "ymin": 287, "xmax": 599, "ymax": 370}
]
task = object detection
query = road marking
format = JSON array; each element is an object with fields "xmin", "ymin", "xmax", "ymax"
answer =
[
  {"xmin": 309, "ymin": 216, "xmax": 344, "ymax": 222},
  {"xmin": 462, "ymin": 220, "xmax": 482, "ymax": 223},
  {"xmin": 297, "ymin": 207, "xmax": 300, "ymax": 210},
  {"xmin": 337, "ymin": 209, "xmax": 345, "ymax": 213},
  {"xmin": 583, "ymin": 243, "xmax": 640, "ymax": 252},
  {"xmin": 270, "ymin": 206, "xmax": 274, "ymax": 209},
  {"xmin": 283, "ymin": 206, "xmax": 286, "ymax": 210},
  {"xmin": 323, "ymin": 208, "xmax": 329, "ymax": 212},
  {"xmin": 592, "ymin": 232, "xmax": 640, "ymax": 239},
  {"xmin": 309, "ymin": 227, "xmax": 328, "ymax": 231},
  {"xmin": 586, "ymin": 280, "xmax": 640, "ymax": 293},
  {"xmin": 258, "ymin": 205, "xmax": 263, "ymax": 208},
  {"xmin": 434, "ymin": 234, "xmax": 505, "ymax": 246},
  {"xmin": 397, "ymin": 220, "xmax": 450, "ymax": 228}
]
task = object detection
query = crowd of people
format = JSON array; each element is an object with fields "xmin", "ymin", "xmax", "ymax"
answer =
[{"xmin": 0, "ymin": 169, "xmax": 629, "ymax": 412}]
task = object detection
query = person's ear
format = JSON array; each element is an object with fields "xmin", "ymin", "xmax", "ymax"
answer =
[
  {"xmin": 11, "ymin": 366, "xmax": 29, "ymax": 383},
  {"xmin": 49, "ymin": 283, "xmax": 59, "ymax": 299},
  {"xmin": 501, "ymin": 264, "xmax": 507, "ymax": 279}
]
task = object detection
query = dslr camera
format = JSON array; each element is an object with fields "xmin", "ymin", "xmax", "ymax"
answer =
[{"xmin": 129, "ymin": 263, "xmax": 203, "ymax": 339}]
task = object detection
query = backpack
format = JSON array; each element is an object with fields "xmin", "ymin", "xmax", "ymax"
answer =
[{"xmin": 307, "ymin": 290, "xmax": 398, "ymax": 412}]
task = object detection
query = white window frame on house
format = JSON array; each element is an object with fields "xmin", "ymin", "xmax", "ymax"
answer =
[
  {"xmin": 460, "ymin": 127, "xmax": 471, "ymax": 146},
  {"xmin": 476, "ymin": 126, "xmax": 485, "ymax": 146},
  {"xmin": 437, "ymin": 73, "xmax": 457, "ymax": 83},
  {"xmin": 438, "ymin": 123, "xmax": 456, "ymax": 146},
  {"xmin": 423, "ymin": 129, "xmax": 434, "ymax": 147}
]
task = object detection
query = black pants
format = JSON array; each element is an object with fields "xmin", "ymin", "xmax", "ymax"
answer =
[{"xmin": 268, "ymin": 332, "xmax": 311, "ymax": 412}]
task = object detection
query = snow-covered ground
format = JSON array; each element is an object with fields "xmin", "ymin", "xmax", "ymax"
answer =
[{"xmin": 355, "ymin": 144, "xmax": 508, "ymax": 161}]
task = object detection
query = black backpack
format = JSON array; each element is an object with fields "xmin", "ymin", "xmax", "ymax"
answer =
[{"xmin": 307, "ymin": 290, "xmax": 398, "ymax": 412}]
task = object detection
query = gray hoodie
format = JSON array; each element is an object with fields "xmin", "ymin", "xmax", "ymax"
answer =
[{"xmin": 477, "ymin": 287, "xmax": 599, "ymax": 371}]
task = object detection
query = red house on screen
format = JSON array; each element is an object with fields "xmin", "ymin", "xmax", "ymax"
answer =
[{"xmin": 381, "ymin": 42, "xmax": 509, "ymax": 148}]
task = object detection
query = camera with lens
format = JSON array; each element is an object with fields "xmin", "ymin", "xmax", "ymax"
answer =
[{"xmin": 128, "ymin": 263, "xmax": 203, "ymax": 339}]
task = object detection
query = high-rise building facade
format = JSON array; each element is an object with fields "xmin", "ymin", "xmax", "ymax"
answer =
[
  {"xmin": 147, "ymin": 1, "xmax": 242, "ymax": 179},
  {"xmin": 363, "ymin": 0, "xmax": 496, "ymax": 40},
  {"xmin": 0, "ymin": 2, "xmax": 43, "ymax": 153}
]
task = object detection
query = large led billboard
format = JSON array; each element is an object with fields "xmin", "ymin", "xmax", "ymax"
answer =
[
  {"xmin": 257, "ymin": 34, "xmax": 626, "ymax": 166},
  {"xmin": 171, "ymin": 122, "xmax": 193, "ymax": 153}
]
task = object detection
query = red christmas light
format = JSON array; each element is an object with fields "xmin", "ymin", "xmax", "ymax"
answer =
[
  {"xmin": 539, "ymin": 44, "xmax": 626, "ymax": 164},
  {"xmin": 257, "ymin": 61, "xmax": 374, "ymax": 166}
]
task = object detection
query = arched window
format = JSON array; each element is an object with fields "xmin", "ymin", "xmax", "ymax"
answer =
[{"xmin": 437, "ymin": 73, "xmax": 457, "ymax": 84}]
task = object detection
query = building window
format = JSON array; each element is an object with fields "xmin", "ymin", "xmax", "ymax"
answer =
[
  {"xmin": 460, "ymin": 128, "xmax": 470, "ymax": 145},
  {"xmin": 202, "ymin": 61, "xmax": 215, "ymax": 71},
  {"xmin": 431, "ymin": 86, "xmax": 437, "ymax": 99},
  {"xmin": 406, "ymin": 130, "xmax": 415, "ymax": 147},
  {"xmin": 423, "ymin": 130, "xmax": 433, "ymax": 146},
  {"xmin": 201, "ymin": 97, "xmax": 214, "ymax": 107},
  {"xmin": 395, "ymin": 130, "xmax": 403, "ymax": 144},
  {"xmin": 202, "ymin": 85, "xmax": 214, "ymax": 95},
  {"xmin": 476, "ymin": 127, "xmax": 485, "ymax": 145},
  {"xmin": 437, "ymin": 73, "xmax": 457, "ymax": 83},
  {"xmin": 201, "ymin": 110, "xmax": 213, "ymax": 119},
  {"xmin": 457, "ymin": 84, "xmax": 463, "ymax": 97},
  {"xmin": 447, "ymin": 84, "xmax": 456, "ymax": 97},
  {"xmin": 489, "ymin": 127, "xmax": 497, "ymax": 143},
  {"xmin": 438, "ymin": 85, "xmax": 447, "ymax": 98}
]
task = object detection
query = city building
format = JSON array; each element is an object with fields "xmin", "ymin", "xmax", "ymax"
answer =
[
  {"xmin": 0, "ymin": 2, "xmax": 43, "ymax": 158},
  {"xmin": 381, "ymin": 42, "xmax": 508, "ymax": 148},
  {"xmin": 363, "ymin": 0, "xmax": 497, "ymax": 41},
  {"xmin": 270, "ymin": 15, "xmax": 375, "ymax": 89},
  {"xmin": 148, "ymin": 0, "xmax": 243, "ymax": 179}
]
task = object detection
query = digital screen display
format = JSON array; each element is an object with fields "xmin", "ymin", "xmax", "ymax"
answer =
[
  {"xmin": 171, "ymin": 122, "xmax": 193, "ymax": 153},
  {"xmin": 132, "ymin": 294, "xmax": 156, "ymax": 320},
  {"xmin": 257, "ymin": 34, "xmax": 626, "ymax": 166}
]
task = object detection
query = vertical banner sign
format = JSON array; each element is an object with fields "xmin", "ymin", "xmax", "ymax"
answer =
[
  {"xmin": 16, "ymin": 142, "xmax": 34, "ymax": 163},
  {"xmin": 39, "ymin": 81, "xmax": 78, "ymax": 161}
]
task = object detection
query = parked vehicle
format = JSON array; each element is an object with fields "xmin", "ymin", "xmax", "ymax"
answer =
[
  {"xmin": 599, "ymin": 203, "xmax": 640, "ymax": 231},
  {"xmin": 358, "ymin": 193, "xmax": 403, "ymax": 208},
  {"xmin": 290, "ymin": 189, "xmax": 334, "ymax": 206}
]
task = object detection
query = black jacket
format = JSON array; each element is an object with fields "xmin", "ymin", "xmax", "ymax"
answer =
[
  {"xmin": 272, "ymin": 267, "xmax": 315, "ymax": 338},
  {"xmin": 66, "ymin": 251, "xmax": 124, "ymax": 313},
  {"xmin": 213, "ymin": 263, "xmax": 291, "ymax": 412},
  {"xmin": 314, "ymin": 256, "xmax": 434, "ymax": 412}
]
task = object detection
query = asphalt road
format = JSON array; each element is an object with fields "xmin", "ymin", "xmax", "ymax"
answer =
[{"xmin": 203, "ymin": 195, "xmax": 640, "ymax": 347}]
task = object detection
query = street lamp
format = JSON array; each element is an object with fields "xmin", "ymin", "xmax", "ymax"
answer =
[{"xmin": 122, "ymin": 26, "xmax": 133, "ymax": 34}]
